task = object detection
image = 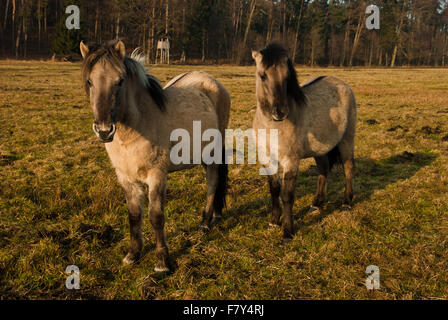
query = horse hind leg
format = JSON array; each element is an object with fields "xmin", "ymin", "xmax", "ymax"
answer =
[
  {"xmin": 212, "ymin": 160, "xmax": 228, "ymax": 225},
  {"xmin": 337, "ymin": 138, "xmax": 355, "ymax": 210},
  {"xmin": 199, "ymin": 164, "xmax": 219, "ymax": 232},
  {"xmin": 200, "ymin": 149, "xmax": 228, "ymax": 231},
  {"xmin": 341, "ymin": 155, "xmax": 355, "ymax": 210},
  {"xmin": 310, "ymin": 155, "xmax": 329, "ymax": 212}
]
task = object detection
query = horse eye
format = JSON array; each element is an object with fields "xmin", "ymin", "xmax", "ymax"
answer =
[
  {"xmin": 260, "ymin": 73, "xmax": 267, "ymax": 81},
  {"xmin": 118, "ymin": 78, "xmax": 124, "ymax": 87},
  {"xmin": 86, "ymin": 79, "xmax": 92, "ymax": 87}
]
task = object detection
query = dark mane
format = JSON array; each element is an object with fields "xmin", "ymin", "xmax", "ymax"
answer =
[
  {"xmin": 123, "ymin": 57, "xmax": 166, "ymax": 111},
  {"xmin": 301, "ymin": 76, "xmax": 327, "ymax": 88},
  {"xmin": 260, "ymin": 42, "xmax": 307, "ymax": 107},
  {"xmin": 81, "ymin": 40, "xmax": 166, "ymax": 111}
]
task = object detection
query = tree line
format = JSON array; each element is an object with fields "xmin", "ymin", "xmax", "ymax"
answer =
[{"xmin": 1, "ymin": 0, "xmax": 448, "ymax": 67}]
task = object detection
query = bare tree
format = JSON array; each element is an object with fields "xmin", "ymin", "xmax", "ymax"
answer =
[
  {"xmin": 349, "ymin": 5, "xmax": 366, "ymax": 67},
  {"xmin": 237, "ymin": 0, "xmax": 257, "ymax": 65},
  {"xmin": 292, "ymin": 0, "xmax": 305, "ymax": 62},
  {"xmin": 391, "ymin": 0, "xmax": 409, "ymax": 67},
  {"xmin": 3, "ymin": 0, "xmax": 10, "ymax": 29}
]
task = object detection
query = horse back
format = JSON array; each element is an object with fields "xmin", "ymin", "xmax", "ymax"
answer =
[
  {"xmin": 302, "ymin": 76, "xmax": 356, "ymax": 126},
  {"xmin": 165, "ymin": 71, "xmax": 231, "ymax": 134}
]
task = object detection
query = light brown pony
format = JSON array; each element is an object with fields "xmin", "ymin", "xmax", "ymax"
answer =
[
  {"xmin": 80, "ymin": 40, "xmax": 230, "ymax": 272},
  {"xmin": 252, "ymin": 43, "xmax": 357, "ymax": 243}
]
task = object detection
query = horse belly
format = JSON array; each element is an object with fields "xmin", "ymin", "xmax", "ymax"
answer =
[
  {"xmin": 302, "ymin": 107, "xmax": 348, "ymax": 158},
  {"xmin": 165, "ymin": 89, "xmax": 221, "ymax": 170}
]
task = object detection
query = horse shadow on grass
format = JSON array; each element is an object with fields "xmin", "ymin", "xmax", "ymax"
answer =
[{"xmin": 218, "ymin": 151, "xmax": 437, "ymax": 238}]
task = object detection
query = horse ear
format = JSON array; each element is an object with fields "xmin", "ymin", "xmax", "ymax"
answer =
[
  {"xmin": 114, "ymin": 40, "xmax": 126, "ymax": 59},
  {"xmin": 80, "ymin": 41, "xmax": 89, "ymax": 59},
  {"xmin": 252, "ymin": 50, "xmax": 260, "ymax": 61}
]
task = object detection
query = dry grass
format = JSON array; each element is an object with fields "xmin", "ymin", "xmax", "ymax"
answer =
[{"xmin": 0, "ymin": 60, "xmax": 447, "ymax": 299}]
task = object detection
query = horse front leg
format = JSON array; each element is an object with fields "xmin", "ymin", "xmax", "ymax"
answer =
[
  {"xmin": 117, "ymin": 172, "xmax": 145, "ymax": 265},
  {"xmin": 280, "ymin": 165, "xmax": 298, "ymax": 243},
  {"xmin": 268, "ymin": 173, "xmax": 281, "ymax": 227},
  {"xmin": 147, "ymin": 169, "xmax": 170, "ymax": 272},
  {"xmin": 123, "ymin": 189, "xmax": 144, "ymax": 264}
]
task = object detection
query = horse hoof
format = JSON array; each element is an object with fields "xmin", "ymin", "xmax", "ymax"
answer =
[
  {"xmin": 211, "ymin": 215, "xmax": 222, "ymax": 226},
  {"xmin": 341, "ymin": 204, "xmax": 352, "ymax": 211},
  {"xmin": 198, "ymin": 224, "xmax": 210, "ymax": 233},
  {"xmin": 269, "ymin": 222, "xmax": 280, "ymax": 228},
  {"xmin": 308, "ymin": 205, "xmax": 320, "ymax": 213},
  {"xmin": 154, "ymin": 265, "xmax": 170, "ymax": 273},
  {"xmin": 123, "ymin": 253, "xmax": 139, "ymax": 265}
]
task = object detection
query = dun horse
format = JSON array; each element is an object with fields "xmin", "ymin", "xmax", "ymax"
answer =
[
  {"xmin": 80, "ymin": 40, "xmax": 230, "ymax": 272},
  {"xmin": 252, "ymin": 43, "xmax": 357, "ymax": 242}
]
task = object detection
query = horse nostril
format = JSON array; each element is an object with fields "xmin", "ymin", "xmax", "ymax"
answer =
[
  {"xmin": 272, "ymin": 108, "xmax": 287, "ymax": 121},
  {"xmin": 93, "ymin": 123, "xmax": 116, "ymax": 141},
  {"xmin": 92, "ymin": 123, "xmax": 100, "ymax": 135},
  {"xmin": 273, "ymin": 110, "xmax": 283, "ymax": 117}
]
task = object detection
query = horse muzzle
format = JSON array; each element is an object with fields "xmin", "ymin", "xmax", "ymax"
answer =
[{"xmin": 93, "ymin": 122, "xmax": 116, "ymax": 143}]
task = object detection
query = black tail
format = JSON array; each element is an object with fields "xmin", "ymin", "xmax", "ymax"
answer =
[
  {"xmin": 214, "ymin": 148, "xmax": 228, "ymax": 215},
  {"xmin": 328, "ymin": 146, "xmax": 342, "ymax": 171}
]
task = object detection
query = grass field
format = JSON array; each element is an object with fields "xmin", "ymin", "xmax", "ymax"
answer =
[{"xmin": 0, "ymin": 60, "xmax": 447, "ymax": 299}]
